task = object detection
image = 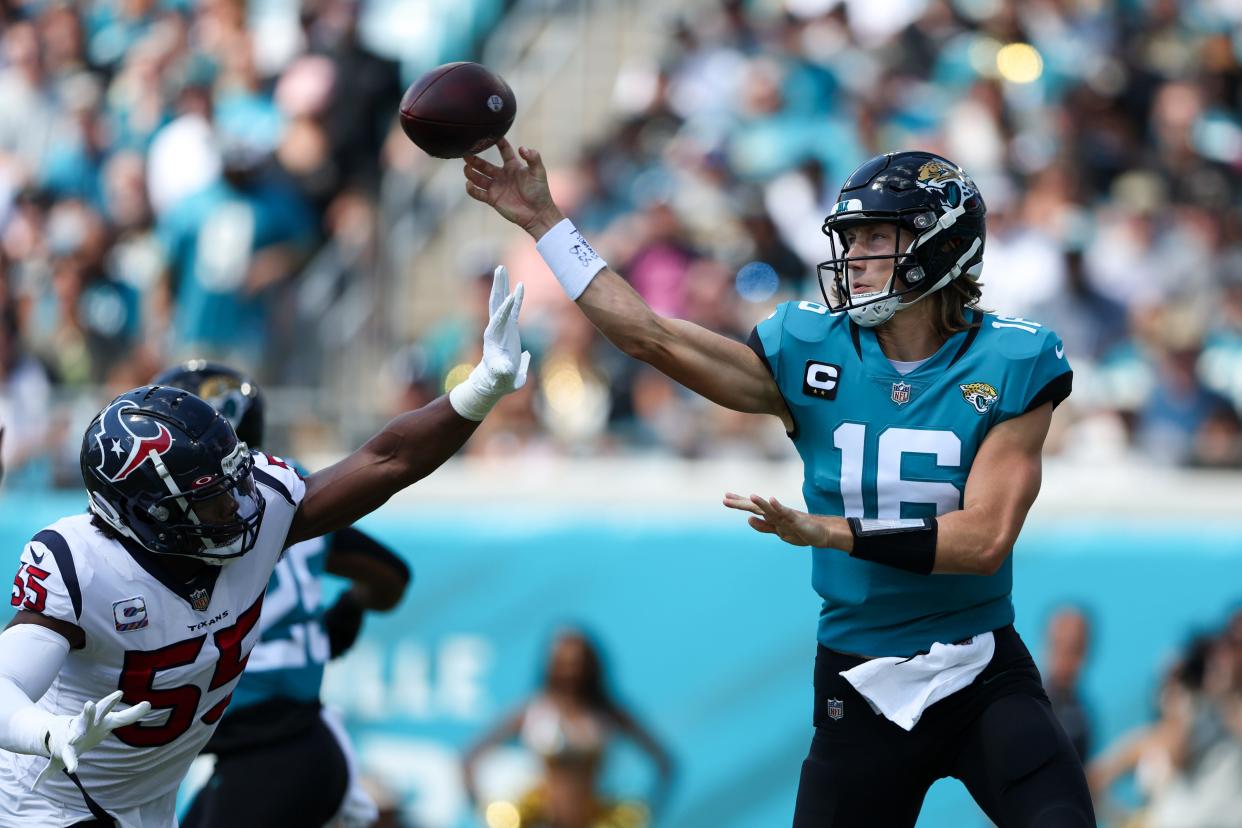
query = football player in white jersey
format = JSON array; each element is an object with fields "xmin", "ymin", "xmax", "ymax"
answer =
[{"xmin": 0, "ymin": 267, "xmax": 529, "ymax": 826}]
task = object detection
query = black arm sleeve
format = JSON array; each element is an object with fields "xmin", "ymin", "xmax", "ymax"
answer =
[
  {"xmin": 323, "ymin": 591, "xmax": 365, "ymax": 659},
  {"xmin": 328, "ymin": 526, "xmax": 412, "ymax": 583}
]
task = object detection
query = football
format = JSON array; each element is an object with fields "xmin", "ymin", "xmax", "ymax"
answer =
[{"xmin": 398, "ymin": 62, "xmax": 517, "ymax": 159}]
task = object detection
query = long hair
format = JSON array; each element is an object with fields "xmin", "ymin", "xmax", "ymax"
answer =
[
  {"xmin": 928, "ymin": 277, "xmax": 985, "ymax": 339},
  {"xmin": 541, "ymin": 627, "xmax": 620, "ymax": 718}
]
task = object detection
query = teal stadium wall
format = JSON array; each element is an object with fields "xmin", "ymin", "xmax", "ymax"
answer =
[{"xmin": 2, "ymin": 493, "xmax": 1239, "ymax": 827}]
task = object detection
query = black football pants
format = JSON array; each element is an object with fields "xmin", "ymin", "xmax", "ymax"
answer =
[
  {"xmin": 182, "ymin": 712, "xmax": 349, "ymax": 828},
  {"xmin": 793, "ymin": 625, "xmax": 1095, "ymax": 828}
]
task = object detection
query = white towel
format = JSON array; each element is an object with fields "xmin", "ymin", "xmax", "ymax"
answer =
[{"xmin": 840, "ymin": 632, "xmax": 995, "ymax": 731}]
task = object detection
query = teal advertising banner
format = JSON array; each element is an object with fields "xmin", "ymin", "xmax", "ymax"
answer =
[{"xmin": 2, "ymin": 494, "xmax": 1239, "ymax": 827}]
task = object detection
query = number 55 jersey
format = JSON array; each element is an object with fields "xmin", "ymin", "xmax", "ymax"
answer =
[
  {"xmin": 749, "ymin": 304, "xmax": 1072, "ymax": 659},
  {"xmin": 0, "ymin": 452, "xmax": 305, "ymax": 818}
]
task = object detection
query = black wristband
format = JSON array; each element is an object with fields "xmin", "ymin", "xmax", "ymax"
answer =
[{"xmin": 847, "ymin": 517, "xmax": 937, "ymax": 575}]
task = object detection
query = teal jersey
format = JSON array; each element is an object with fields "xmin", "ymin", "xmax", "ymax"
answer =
[
  {"xmin": 229, "ymin": 462, "xmax": 330, "ymax": 710},
  {"xmin": 750, "ymin": 302, "xmax": 1072, "ymax": 657}
]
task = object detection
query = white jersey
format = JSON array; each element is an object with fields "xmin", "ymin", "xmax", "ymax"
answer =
[{"xmin": 0, "ymin": 452, "xmax": 304, "ymax": 816}]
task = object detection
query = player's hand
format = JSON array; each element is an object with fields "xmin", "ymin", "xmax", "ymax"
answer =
[
  {"xmin": 723, "ymin": 493, "xmax": 830, "ymax": 548},
  {"xmin": 463, "ymin": 138, "xmax": 564, "ymax": 238},
  {"xmin": 449, "ymin": 265, "xmax": 531, "ymax": 421},
  {"xmin": 35, "ymin": 690, "xmax": 151, "ymax": 788},
  {"xmin": 481, "ymin": 264, "xmax": 531, "ymax": 394}
]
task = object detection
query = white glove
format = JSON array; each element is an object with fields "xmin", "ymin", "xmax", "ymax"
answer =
[
  {"xmin": 33, "ymin": 690, "xmax": 151, "ymax": 788},
  {"xmin": 449, "ymin": 265, "xmax": 531, "ymax": 421}
]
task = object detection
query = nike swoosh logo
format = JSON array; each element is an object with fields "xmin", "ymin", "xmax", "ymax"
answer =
[
  {"xmin": 1055, "ymin": 344, "xmax": 1064, "ymax": 359},
  {"xmin": 30, "ymin": 550, "xmax": 44, "ymax": 565}
]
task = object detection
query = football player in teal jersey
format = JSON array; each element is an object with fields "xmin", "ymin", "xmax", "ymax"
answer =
[
  {"xmin": 464, "ymin": 143, "xmax": 1094, "ymax": 826},
  {"xmin": 152, "ymin": 362, "xmax": 411, "ymax": 828}
]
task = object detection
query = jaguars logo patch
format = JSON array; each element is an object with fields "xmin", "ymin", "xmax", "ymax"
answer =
[{"xmin": 960, "ymin": 382, "xmax": 999, "ymax": 414}]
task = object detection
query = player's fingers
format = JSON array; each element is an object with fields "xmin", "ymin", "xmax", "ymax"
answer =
[
  {"xmin": 465, "ymin": 182, "xmax": 491, "ymax": 203},
  {"xmin": 464, "ymin": 154, "xmax": 501, "ymax": 177},
  {"xmin": 63, "ymin": 746, "xmax": 78, "ymax": 774},
  {"xmin": 515, "ymin": 351, "xmax": 531, "ymax": 389},
  {"xmin": 722, "ymin": 494, "xmax": 762, "ymax": 515},
  {"xmin": 108, "ymin": 701, "xmax": 151, "ymax": 729},
  {"xmin": 95, "ymin": 691, "xmax": 122, "ymax": 722},
  {"xmin": 748, "ymin": 516, "xmax": 776, "ymax": 534},
  {"xmin": 79, "ymin": 700, "xmax": 96, "ymax": 730},
  {"xmin": 463, "ymin": 165, "xmax": 493, "ymax": 189},
  {"xmin": 489, "ymin": 266, "xmax": 508, "ymax": 315},
  {"xmin": 520, "ymin": 146, "xmax": 546, "ymax": 179},
  {"xmin": 487, "ymin": 292, "xmax": 516, "ymax": 335},
  {"xmin": 496, "ymin": 137, "xmax": 518, "ymax": 165},
  {"xmin": 510, "ymin": 281, "xmax": 525, "ymax": 321}
]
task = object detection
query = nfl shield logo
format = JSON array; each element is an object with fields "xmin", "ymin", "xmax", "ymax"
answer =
[
  {"xmin": 190, "ymin": 588, "xmax": 210, "ymax": 612},
  {"xmin": 891, "ymin": 381, "xmax": 912, "ymax": 406},
  {"xmin": 826, "ymin": 698, "xmax": 844, "ymax": 721}
]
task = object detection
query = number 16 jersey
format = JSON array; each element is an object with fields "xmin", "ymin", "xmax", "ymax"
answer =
[
  {"xmin": 1, "ymin": 452, "xmax": 305, "ymax": 814},
  {"xmin": 749, "ymin": 304, "xmax": 1072, "ymax": 658}
]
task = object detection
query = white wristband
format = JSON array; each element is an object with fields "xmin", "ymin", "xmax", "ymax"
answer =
[
  {"xmin": 449, "ymin": 363, "xmax": 501, "ymax": 422},
  {"xmin": 535, "ymin": 218, "xmax": 607, "ymax": 300}
]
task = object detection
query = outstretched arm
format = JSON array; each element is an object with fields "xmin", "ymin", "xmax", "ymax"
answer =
[
  {"xmin": 285, "ymin": 267, "xmax": 529, "ymax": 546},
  {"xmin": 724, "ymin": 402, "xmax": 1054, "ymax": 575},
  {"xmin": 464, "ymin": 139, "xmax": 792, "ymax": 430}
]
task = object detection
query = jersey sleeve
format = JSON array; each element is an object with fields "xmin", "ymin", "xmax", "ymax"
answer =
[
  {"xmin": 996, "ymin": 327, "xmax": 1073, "ymax": 423},
  {"xmin": 250, "ymin": 451, "xmax": 308, "ymax": 510},
  {"xmin": 10, "ymin": 529, "xmax": 86, "ymax": 626},
  {"xmin": 747, "ymin": 302, "xmax": 794, "ymax": 385}
]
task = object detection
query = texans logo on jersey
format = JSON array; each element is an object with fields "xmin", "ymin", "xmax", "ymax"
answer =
[{"xmin": 94, "ymin": 400, "xmax": 174, "ymax": 483}]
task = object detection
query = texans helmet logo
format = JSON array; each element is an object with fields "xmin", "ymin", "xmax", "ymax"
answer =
[{"xmin": 94, "ymin": 401, "xmax": 174, "ymax": 482}]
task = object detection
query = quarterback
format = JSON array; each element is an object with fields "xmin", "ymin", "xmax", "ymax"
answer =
[
  {"xmin": 0, "ymin": 268, "xmax": 527, "ymax": 826},
  {"xmin": 465, "ymin": 143, "xmax": 1094, "ymax": 826}
]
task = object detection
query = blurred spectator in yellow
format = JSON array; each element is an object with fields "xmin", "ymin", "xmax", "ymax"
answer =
[{"xmin": 463, "ymin": 628, "xmax": 675, "ymax": 828}]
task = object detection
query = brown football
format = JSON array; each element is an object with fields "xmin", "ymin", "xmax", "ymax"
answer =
[{"xmin": 398, "ymin": 62, "xmax": 517, "ymax": 159}]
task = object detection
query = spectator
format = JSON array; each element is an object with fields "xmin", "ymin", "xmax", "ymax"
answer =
[
  {"xmin": 463, "ymin": 628, "xmax": 675, "ymax": 828},
  {"xmin": 157, "ymin": 127, "xmax": 315, "ymax": 376},
  {"xmin": 1042, "ymin": 605, "xmax": 1094, "ymax": 762}
]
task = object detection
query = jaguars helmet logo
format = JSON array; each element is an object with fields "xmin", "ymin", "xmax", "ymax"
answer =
[
  {"xmin": 916, "ymin": 160, "xmax": 977, "ymax": 208},
  {"xmin": 960, "ymin": 382, "xmax": 999, "ymax": 415}
]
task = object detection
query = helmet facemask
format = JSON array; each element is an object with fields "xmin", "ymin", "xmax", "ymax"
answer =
[
  {"xmin": 142, "ymin": 442, "xmax": 265, "ymax": 563},
  {"xmin": 814, "ymin": 211, "xmax": 933, "ymax": 327}
]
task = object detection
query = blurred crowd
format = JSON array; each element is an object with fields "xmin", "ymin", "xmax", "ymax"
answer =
[
  {"xmin": 1085, "ymin": 608, "xmax": 1242, "ymax": 828},
  {"xmin": 3, "ymin": 0, "xmax": 1242, "ymax": 483},
  {"xmin": 0, "ymin": 0, "xmax": 419, "ymax": 485}
]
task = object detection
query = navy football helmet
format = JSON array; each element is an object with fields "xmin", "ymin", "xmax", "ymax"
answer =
[
  {"xmin": 80, "ymin": 386, "xmax": 265, "ymax": 562},
  {"xmin": 150, "ymin": 361, "xmax": 265, "ymax": 448},
  {"xmin": 819, "ymin": 151, "xmax": 986, "ymax": 327}
]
